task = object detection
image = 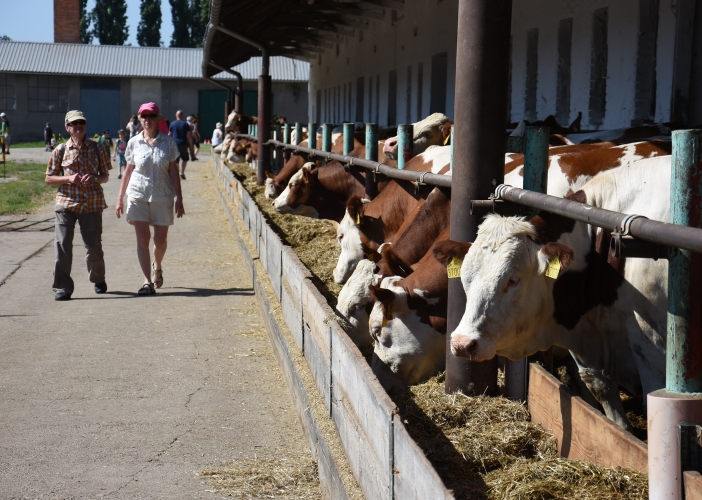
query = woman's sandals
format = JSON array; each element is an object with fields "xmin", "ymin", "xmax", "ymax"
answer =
[
  {"xmin": 152, "ymin": 262, "xmax": 164, "ymax": 289},
  {"xmin": 138, "ymin": 282, "xmax": 155, "ymax": 295}
]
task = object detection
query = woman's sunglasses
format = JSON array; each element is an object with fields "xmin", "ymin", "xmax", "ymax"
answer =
[{"xmin": 140, "ymin": 114, "xmax": 158, "ymax": 119}]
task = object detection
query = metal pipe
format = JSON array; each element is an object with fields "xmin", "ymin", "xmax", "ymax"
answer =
[
  {"xmin": 257, "ymin": 74, "xmax": 271, "ymax": 184},
  {"xmin": 343, "ymin": 123, "xmax": 354, "ymax": 156},
  {"xmin": 207, "ymin": 61, "xmax": 243, "ymax": 113},
  {"xmin": 397, "ymin": 124, "xmax": 413, "ymax": 169},
  {"xmin": 283, "ymin": 123, "xmax": 292, "ymax": 162},
  {"xmin": 365, "ymin": 123, "xmax": 378, "ymax": 199},
  {"xmin": 668, "ymin": 129, "xmax": 702, "ymax": 393},
  {"xmin": 212, "ymin": 24, "xmax": 269, "ymax": 75},
  {"xmin": 446, "ymin": 0, "xmax": 512, "ymax": 396},
  {"xmin": 322, "ymin": 123, "xmax": 332, "ymax": 165},
  {"xmin": 204, "ymin": 77, "xmax": 233, "ymax": 107},
  {"xmin": 494, "ymin": 185, "xmax": 702, "ymax": 255},
  {"xmin": 308, "ymin": 123, "xmax": 317, "ymax": 149},
  {"xmin": 274, "ymin": 123, "xmax": 281, "ymax": 173},
  {"xmin": 449, "ymin": 125, "xmax": 454, "ymax": 171},
  {"xmin": 295, "ymin": 122, "xmax": 302, "ymax": 146}
]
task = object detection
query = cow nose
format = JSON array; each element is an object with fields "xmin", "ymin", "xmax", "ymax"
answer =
[
  {"xmin": 384, "ymin": 137, "xmax": 397, "ymax": 152},
  {"xmin": 370, "ymin": 324, "xmax": 381, "ymax": 340},
  {"xmin": 450, "ymin": 335, "xmax": 477, "ymax": 358}
]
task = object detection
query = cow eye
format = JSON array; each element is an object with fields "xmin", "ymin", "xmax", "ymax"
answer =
[
  {"xmin": 337, "ymin": 234, "xmax": 344, "ymax": 243},
  {"xmin": 505, "ymin": 277, "xmax": 520, "ymax": 291}
]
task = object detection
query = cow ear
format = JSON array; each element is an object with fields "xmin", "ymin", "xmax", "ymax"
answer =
[
  {"xmin": 369, "ymin": 285, "xmax": 395, "ymax": 308},
  {"xmin": 433, "ymin": 240, "xmax": 472, "ymax": 267},
  {"xmin": 265, "ymin": 171, "xmax": 275, "ymax": 179},
  {"xmin": 346, "ymin": 195, "xmax": 366, "ymax": 224},
  {"xmin": 440, "ymin": 120, "xmax": 453, "ymax": 145},
  {"xmin": 538, "ymin": 242, "xmax": 575, "ymax": 278}
]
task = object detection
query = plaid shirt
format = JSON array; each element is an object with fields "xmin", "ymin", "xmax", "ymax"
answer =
[{"xmin": 46, "ymin": 137, "xmax": 112, "ymax": 213}]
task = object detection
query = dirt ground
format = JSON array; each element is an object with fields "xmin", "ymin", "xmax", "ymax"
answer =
[{"xmin": 0, "ymin": 150, "xmax": 312, "ymax": 499}]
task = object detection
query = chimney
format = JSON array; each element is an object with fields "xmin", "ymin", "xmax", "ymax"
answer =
[{"xmin": 54, "ymin": 0, "xmax": 81, "ymax": 44}]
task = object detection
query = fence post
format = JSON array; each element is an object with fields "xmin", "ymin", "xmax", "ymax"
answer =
[
  {"xmin": 397, "ymin": 124, "xmax": 413, "ymax": 169},
  {"xmin": 295, "ymin": 122, "xmax": 303, "ymax": 146},
  {"xmin": 649, "ymin": 129, "xmax": 702, "ymax": 500},
  {"xmin": 274, "ymin": 123, "xmax": 282, "ymax": 173},
  {"xmin": 343, "ymin": 123, "xmax": 354, "ymax": 156},
  {"xmin": 322, "ymin": 123, "xmax": 332, "ymax": 164},
  {"xmin": 365, "ymin": 123, "xmax": 378, "ymax": 199},
  {"xmin": 449, "ymin": 125, "xmax": 454, "ymax": 171},
  {"xmin": 283, "ymin": 123, "xmax": 292, "ymax": 163},
  {"xmin": 308, "ymin": 122, "xmax": 317, "ymax": 150}
]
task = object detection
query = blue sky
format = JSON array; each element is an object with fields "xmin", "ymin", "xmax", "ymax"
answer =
[{"xmin": 1, "ymin": 0, "xmax": 174, "ymax": 46}]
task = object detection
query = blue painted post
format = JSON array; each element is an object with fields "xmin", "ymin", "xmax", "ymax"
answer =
[
  {"xmin": 274, "ymin": 123, "xmax": 281, "ymax": 173},
  {"xmin": 343, "ymin": 123, "xmax": 354, "ymax": 156},
  {"xmin": 397, "ymin": 124, "xmax": 413, "ymax": 169},
  {"xmin": 668, "ymin": 129, "xmax": 702, "ymax": 393},
  {"xmin": 283, "ymin": 123, "xmax": 292, "ymax": 163},
  {"xmin": 253, "ymin": 124, "xmax": 258, "ymax": 137},
  {"xmin": 504, "ymin": 125, "xmax": 550, "ymax": 403},
  {"xmin": 449, "ymin": 125, "xmax": 454, "ymax": 171},
  {"xmin": 322, "ymin": 123, "xmax": 332, "ymax": 164},
  {"xmin": 365, "ymin": 123, "xmax": 378, "ymax": 199},
  {"xmin": 308, "ymin": 122, "xmax": 317, "ymax": 150},
  {"xmin": 294, "ymin": 122, "xmax": 302, "ymax": 145},
  {"xmin": 248, "ymin": 124, "xmax": 252, "ymax": 136}
]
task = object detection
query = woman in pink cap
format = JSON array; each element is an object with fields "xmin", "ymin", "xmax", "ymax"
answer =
[{"xmin": 115, "ymin": 102, "xmax": 185, "ymax": 295}]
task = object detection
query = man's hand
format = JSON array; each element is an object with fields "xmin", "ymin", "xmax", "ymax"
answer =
[
  {"xmin": 79, "ymin": 173, "xmax": 94, "ymax": 186},
  {"xmin": 67, "ymin": 173, "xmax": 81, "ymax": 184}
]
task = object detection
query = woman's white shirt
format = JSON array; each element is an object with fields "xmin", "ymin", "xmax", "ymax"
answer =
[
  {"xmin": 124, "ymin": 132, "xmax": 180, "ymax": 203},
  {"xmin": 212, "ymin": 128, "xmax": 223, "ymax": 146}
]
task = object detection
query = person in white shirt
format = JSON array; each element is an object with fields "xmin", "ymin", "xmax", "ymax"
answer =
[
  {"xmin": 115, "ymin": 102, "xmax": 184, "ymax": 295},
  {"xmin": 211, "ymin": 122, "xmax": 223, "ymax": 146}
]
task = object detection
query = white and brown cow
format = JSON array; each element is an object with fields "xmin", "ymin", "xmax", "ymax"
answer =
[
  {"xmin": 383, "ymin": 113, "xmax": 453, "ymax": 160},
  {"xmin": 444, "ymin": 155, "xmax": 671, "ymax": 429},
  {"xmin": 224, "ymin": 110, "xmax": 258, "ymax": 133}
]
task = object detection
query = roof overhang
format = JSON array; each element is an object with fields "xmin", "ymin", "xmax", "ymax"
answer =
[{"xmin": 202, "ymin": 0, "xmax": 404, "ymax": 79}]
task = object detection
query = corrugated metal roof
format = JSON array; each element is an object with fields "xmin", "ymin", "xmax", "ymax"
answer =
[{"xmin": 0, "ymin": 41, "xmax": 309, "ymax": 81}]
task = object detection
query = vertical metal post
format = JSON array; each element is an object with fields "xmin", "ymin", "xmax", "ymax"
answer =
[
  {"xmin": 253, "ymin": 124, "xmax": 258, "ymax": 137},
  {"xmin": 365, "ymin": 123, "xmax": 378, "ymax": 199},
  {"xmin": 322, "ymin": 123, "xmax": 332, "ymax": 164},
  {"xmin": 234, "ymin": 88, "xmax": 243, "ymax": 115},
  {"xmin": 343, "ymin": 123, "xmax": 354, "ymax": 156},
  {"xmin": 295, "ymin": 122, "xmax": 303, "ymax": 145},
  {"xmin": 257, "ymin": 74, "xmax": 272, "ymax": 186},
  {"xmin": 273, "ymin": 123, "xmax": 281, "ymax": 173},
  {"xmin": 397, "ymin": 124, "xmax": 413, "ymax": 169},
  {"xmin": 224, "ymin": 100, "xmax": 231, "ymax": 133},
  {"xmin": 283, "ymin": 123, "xmax": 292, "ymax": 162},
  {"xmin": 504, "ymin": 125, "xmax": 550, "ymax": 402},
  {"xmin": 669, "ymin": 129, "xmax": 702, "ymax": 393},
  {"xmin": 449, "ymin": 125, "xmax": 454, "ymax": 171},
  {"xmin": 308, "ymin": 122, "xmax": 317, "ymax": 149},
  {"xmin": 248, "ymin": 124, "xmax": 252, "ymax": 136},
  {"xmin": 446, "ymin": 0, "xmax": 512, "ymax": 396}
]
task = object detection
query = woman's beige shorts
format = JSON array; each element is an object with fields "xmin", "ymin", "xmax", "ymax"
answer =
[{"xmin": 126, "ymin": 197, "xmax": 174, "ymax": 226}]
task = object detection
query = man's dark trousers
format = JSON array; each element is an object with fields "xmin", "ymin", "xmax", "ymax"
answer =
[{"xmin": 53, "ymin": 206, "xmax": 105, "ymax": 296}]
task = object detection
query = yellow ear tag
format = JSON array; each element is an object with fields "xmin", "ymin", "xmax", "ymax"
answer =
[
  {"xmin": 545, "ymin": 255, "xmax": 561, "ymax": 279},
  {"xmin": 368, "ymin": 253, "xmax": 374, "ymax": 262},
  {"xmin": 447, "ymin": 257, "xmax": 462, "ymax": 279},
  {"xmin": 443, "ymin": 133, "xmax": 451, "ymax": 146},
  {"xmin": 355, "ymin": 212, "xmax": 361, "ymax": 225}
]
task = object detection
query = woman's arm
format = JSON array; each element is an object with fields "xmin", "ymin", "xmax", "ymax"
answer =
[
  {"xmin": 115, "ymin": 163, "xmax": 135, "ymax": 218},
  {"xmin": 168, "ymin": 160, "xmax": 185, "ymax": 217}
]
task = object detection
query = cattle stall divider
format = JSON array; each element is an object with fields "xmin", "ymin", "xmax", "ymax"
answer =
[{"xmin": 210, "ymin": 152, "xmax": 454, "ymax": 499}]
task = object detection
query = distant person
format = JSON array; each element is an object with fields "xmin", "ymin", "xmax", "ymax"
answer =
[
  {"xmin": 1, "ymin": 112, "xmax": 11, "ymax": 154},
  {"xmin": 190, "ymin": 116, "xmax": 201, "ymax": 159},
  {"xmin": 44, "ymin": 122, "xmax": 54, "ymax": 151},
  {"xmin": 115, "ymin": 102, "xmax": 184, "ymax": 296},
  {"xmin": 113, "ymin": 129, "xmax": 127, "ymax": 179},
  {"xmin": 211, "ymin": 122, "xmax": 223, "ymax": 146},
  {"xmin": 45, "ymin": 110, "xmax": 111, "ymax": 301},
  {"xmin": 126, "ymin": 115, "xmax": 142, "ymax": 139},
  {"xmin": 168, "ymin": 110, "xmax": 193, "ymax": 180},
  {"xmin": 278, "ymin": 116, "xmax": 287, "ymax": 125},
  {"xmin": 98, "ymin": 129, "xmax": 113, "ymax": 157}
]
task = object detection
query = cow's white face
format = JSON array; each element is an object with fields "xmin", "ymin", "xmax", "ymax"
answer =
[
  {"xmin": 450, "ymin": 216, "xmax": 557, "ymax": 361},
  {"xmin": 225, "ymin": 110, "xmax": 237, "ymax": 131},
  {"xmin": 333, "ymin": 208, "xmax": 366, "ymax": 283},
  {"xmin": 369, "ymin": 278, "xmax": 446, "ymax": 385},
  {"xmin": 273, "ymin": 165, "xmax": 319, "ymax": 217},
  {"xmin": 383, "ymin": 113, "xmax": 449, "ymax": 160},
  {"xmin": 336, "ymin": 259, "xmax": 380, "ymax": 347},
  {"xmin": 264, "ymin": 178, "xmax": 277, "ymax": 199}
]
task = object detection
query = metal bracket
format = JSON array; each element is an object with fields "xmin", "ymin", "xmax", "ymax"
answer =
[
  {"xmin": 344, "ymin": 157, "xmax": 354, "ymax": 172},
  {"xmin": 413, "ymin": 172, "xmax": 428, "ymax": 196},
  {"xmin": 610, "ymin": 214, "xmax": 672, "ymax": 260}
]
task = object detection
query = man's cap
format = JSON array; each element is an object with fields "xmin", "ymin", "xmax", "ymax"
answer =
[
  {"xmin": 103, "ymin": 129, "xmax": 109, "ymax": 134},
  {"xmin": 138, "ymin": 102, "xmax": 160, "ymax": 115},
  {"xmin": 65, "ymin": 110, "xmax": 86, "ymax": 124},
  {"xmin": 216, "ymin": 122, "xmax": 222, "ymax": 128},
  {"xmin": 0, "ymin": 112, "xmax": 6, "ymax": 117}
]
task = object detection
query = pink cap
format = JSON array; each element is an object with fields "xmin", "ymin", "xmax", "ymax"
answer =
[{"xmin": 138, "ymin": 102, "xmax": 160, "ymax": 115}]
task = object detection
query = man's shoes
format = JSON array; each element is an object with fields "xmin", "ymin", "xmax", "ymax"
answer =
[
  {"xmin": 94, "ymin": 282, "xmax": 108, "ymax": 294},
  {"xmin": 180, "ymin": 174, "xmax": 186, "ymax": 180},
  {"xmin": 55, "ymin": 291, "xmax": 71, "ymax": 301},
  {"xmin": 117, "ymin": 174, "xmax": 122, "ymax": 179}
]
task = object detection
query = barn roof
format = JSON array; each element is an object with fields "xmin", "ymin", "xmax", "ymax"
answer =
[
  {"xmin": 0, "ymin": 41, "xmax": 309, "ymax": 82},
  {"xmin": 202, "ymin": 0, "xmax": 403, "ymax": 78}
]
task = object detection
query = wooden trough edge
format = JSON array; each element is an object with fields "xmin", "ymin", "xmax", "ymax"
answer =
[
  {"xmin": 210, "ymin": 158, "xmax": 358, "ymax": 500},
  {"xmin": 528, "ymin": 363, "xmax": 648, "ymax": 473}
]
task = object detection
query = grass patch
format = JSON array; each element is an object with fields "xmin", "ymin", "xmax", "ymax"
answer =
[
  {"xmin": 0, "ymin": 160, "xmax": 55, "ymax": 214},
  {"xmin": 12, "ymin": 141, "xmax": 50, "ymax": 149}
]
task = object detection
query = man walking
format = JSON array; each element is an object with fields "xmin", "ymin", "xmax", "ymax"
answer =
[
  {"xmin": 1, "ymin": 112, "xmax": 11, "ymax": 154},
  {"xmin": 168, "ymin": 110, "xmax": 193, "ymax": 180},
  {"xmin": 45, "ymin": 110, "xmax": 112, "ymax": 301}
]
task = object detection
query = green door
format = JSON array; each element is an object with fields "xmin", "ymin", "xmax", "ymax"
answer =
[
  {"xmin": 243, "ymin": 91, "xmax": 275, "ymax": 118},
  {"xmin": 198, "ymin": 90, "xmax": 227, "ymax": 143}
]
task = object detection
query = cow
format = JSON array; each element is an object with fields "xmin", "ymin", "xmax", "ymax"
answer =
[
  {"xmin": 224, "ymin": 110, "xmax": 258, "ymax": 133},
  {"xmin": 563, "ymin": 124, "xmax": 671, "ymax": 145},
  {"xmin": 383, "ymin": 113, "xmax": 453, "ymax": 160},
  {"xmin": 333, "ymin": 146, "xmax": 452, "ymax": 284},
  {"xmin": 443, "ymin": 155, "xmax": 672, "ymax": 429}
]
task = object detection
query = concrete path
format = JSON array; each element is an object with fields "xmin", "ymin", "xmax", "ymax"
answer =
[{"xmin": 0, "ymin": 154, "xmax": 311, "ymax": 498}]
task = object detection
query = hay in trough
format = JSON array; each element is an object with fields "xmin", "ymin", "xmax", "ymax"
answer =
[
  {"xmin": 198, "ymin": 455, "xmax": 322, "ymax": 499},
  {"xmin": 396, "ymin": 373, "xmax": 647, "ymax": 499},
  {"xmin": 229, "ymin": 161, "xmax": 342, "ymax": 304}
]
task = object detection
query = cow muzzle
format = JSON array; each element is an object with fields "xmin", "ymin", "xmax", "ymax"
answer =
[{"xmin": 450, "ymin": 335, "xmax": 478, "ymax": 358}]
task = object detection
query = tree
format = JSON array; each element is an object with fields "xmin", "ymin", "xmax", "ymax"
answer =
[
  {"xmin": 92, "ymin": 0, "xmax": 129, "ymax": 45},
  {"xmin": 79, "ymin": 0, "xmax": 92, "ymax": 44},
  {"xmin": 137, "ymin": 0, "xmax": 162, "ymax": 47},
  {"xmin": 169, "ymin": 0, "xmax": 209, "ymax": 48}
]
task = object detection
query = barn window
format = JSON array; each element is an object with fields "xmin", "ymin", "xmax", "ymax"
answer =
[
  {"xmin": 417, "ymin": 63, "xmax": 423, "ymax": 119},
  {"xmin": 356, "ymin": 76, "xmax": 364, "ymax": 122},
  {"xmin": 388, "ymin": 69, "xmax": 398, "ymax": 125},
  {"xmin": 556, "ymin": 18, "xmax": 573, "ymax": 126},
  {"xmin": 430, "ymin": 52, "xmax": 447, "ymax": 114},
  {"xmin": 589, "ymin": 7, "xmax": 609, "ymax": 126},
  {"xmin": 0, "ymin": 74, "xmax": 17, "ymax": 112},
  {"xmin": 406, "ymin": 65, "xmax": 412, "ymax": 123},
  {"xmin": 28, "ymin": 75, "xmax": 69, "ymax": 113},
  {"xmin": 634, "ymin": 0, "xmax": 659, "ymax": 124},
  {"xmin": 524, "ymin": 28, "xmax": 538, "ymax": 122}
]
